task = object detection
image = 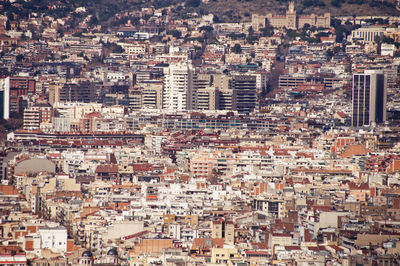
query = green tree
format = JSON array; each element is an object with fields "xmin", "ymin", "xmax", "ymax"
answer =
[
  {"xmin": 232, "ymin": 43, "xmax": 242, "ymax": 54},
  {"xmin": 213, "ymin": 15, "xmax": 221, "ymax": 23},
  {"xmin": 199, "ymin": 26, "xmax": 213, "ymax": 32},
  {"xmin": 331, "ymin": 0, "xmax": 342, "ymax": 7},
  {"xmin": 187, "ymin": 0, "xmax": 201, "ymax": 7},
  {"xmin": 260, "ymin": 23, "xmax": 274, "ymax": 37},
  {"xmin": 16, "ymin": 54, "xmax": 24, "ymax": 62},
  {"xmin": 167, "ymin": 30, "xmax": 182, "ymax": 38},
  {"xmin": 112, "ymin": 44, "xmax": 124, "ymax": 53},
  {"xmin": 382, "ymin": 36, "xmax": 395, "ymax": 44},
  {"xmin": 88, "ymin": 15, "xmax": 99, "ymax": 26},
  {"xmin": 5, "ymin": 20, "xmax": 11, "ymax": 31}
]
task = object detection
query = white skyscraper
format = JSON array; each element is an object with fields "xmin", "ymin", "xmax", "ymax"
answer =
[
  {"xmin": 163, "ymin": 63, "xmax": 195, "ymax": 111},
  {"xmin": 0, "ymin": 77, "xmax": 10, "ymax": 120}
]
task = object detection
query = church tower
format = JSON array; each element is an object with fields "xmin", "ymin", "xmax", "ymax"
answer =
[{"xmin": 286, "ymin": 1, "xmax": 297, "ymax": 29}]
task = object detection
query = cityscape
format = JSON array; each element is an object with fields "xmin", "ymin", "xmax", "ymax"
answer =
[{"xmin": 0, "ymin": 0, "xmax": 400, "ymax": 265}]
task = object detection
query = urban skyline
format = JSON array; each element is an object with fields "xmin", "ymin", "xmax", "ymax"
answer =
[{"xmin": 0, "ymin": 0, "xmax": 400, "ymax": 265}]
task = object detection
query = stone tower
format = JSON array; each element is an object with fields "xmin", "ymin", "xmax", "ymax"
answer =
[{"xmin": 286, "ymin": 1, "xmax": 297, "ymax": 29}]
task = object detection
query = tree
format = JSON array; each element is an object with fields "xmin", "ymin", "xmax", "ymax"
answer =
[
  {"xmin": 247, "ymin": 26, "xmax": 253, "ymax": 35},
  {"xmin": 333, "ymin": 46, "xmax": 342, "ymax": 53},
  {"xmin": 112, "ymin": 44, "xmax": 124, "ymax": 53},
  {"xmin": 167, "ymin": 30, "xmax": 182, "ymax": 39},
  {"xmin": 326, "ymin": 49, "xmax": 334, "ymax": 58},
  {"xmin": 331, "ymin": 0, "xmax": 342, "ymax": 7},
  {"xmin": 88, "ymin": 15, "xmax": 99, "ymax": 26},
  {"xmin": 213, "ymin": 15, "xmax": 221, "ymax": 23},
  {"xmin": 260, "ymin": 23, "xmax": 274, "ymax": 37},
  {"xmin": 303, "ymin": 0, "xmax": 313, "ymax": 7},
  {"xmin": 382, "ymin": 36, "xmax": 395, "ymax": 44},
  {"xmin": 232, "ymin": 43, "xmax": 242, "ymax": 54},
  {"xmin": 210, "ymin": 168, "xmax": 223, "ymax": 185},
  {"xmin": 199, "ymin": 26, "xmax": 213, "ymax": 32},
  {"xmin": 5, "ymin": 20, "xmax": 11, "ymax": 31},
  {"xmin": 55, "ymin": 28, "xmax": 63, "ymax": 38},
  {"xmin": 187, "ymin": 0, "xmax": 201, "ymax": 7},
  {"xmin": 16, "ymin": 54, "xmax": 24, "ymax": 62}
]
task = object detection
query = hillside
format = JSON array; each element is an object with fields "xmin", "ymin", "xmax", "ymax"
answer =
[
  {"xmin": 1, "ymin": 0, "xmax": 400, "ymax": 26},
  {"xmin": 190, "ymin": 0, "xmax": 400, "ymax": 22}
]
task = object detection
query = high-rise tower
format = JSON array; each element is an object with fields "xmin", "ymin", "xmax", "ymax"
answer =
[
  {"xmin": 0, "ymin": 77, "xmax": 10, "ymax": 119},
  {"xmin": 163, "ymin": 63, "xmax": 195, "ymax": 111},
  {"xmin": 352, "ymin": 70, "xmax": 387, "ymax": 127},
  {"xmin": 231, "ymin": 75, "xmax": 257, "ymax": 114}
]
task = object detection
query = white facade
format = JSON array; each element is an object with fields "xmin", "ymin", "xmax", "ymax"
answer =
[
  {"xmin": 381, "ymin": 43, "xmax": 395, "ymax": 57},
  {"xmin": 0, "ymin": 77, "xmax": 10, "ymax": 120},
  {"xmin": 163, "ymin": 63, "xmax": 195, "ymax": 111},
  {"xmin": 39, "ymin": 227, "xmax": 68, "ymax": 252},
  {"xmin": 168, "ymin": 223, "xmax": 181, "ymax": 239},
  {"xmin": 52, "ymin": 117, "xmax": 71, "ymax": 132}
]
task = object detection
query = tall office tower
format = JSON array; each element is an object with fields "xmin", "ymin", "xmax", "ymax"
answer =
[
  {"xmin": 163, "ymin": 63, "xmax": 195, "ymax": 111},
  {"xmin": 352, "ymin": 70, "xmax": 387, "ymax": 127},
  {"xmin": 0, "ymin": 77, "xmax": 10, "ymax": 119},
  {"xmin": 194, "ymin": 73, "xmax": 232, "ymax": 110},
  {"xmin": 231, "ymin": 75, "xmax": 258, "ymax": 114},
  {"xmin": 0, "ymin": 76, "xmax": 36, "ymax": 116}
]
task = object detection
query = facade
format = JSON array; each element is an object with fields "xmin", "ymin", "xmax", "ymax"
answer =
[
  {"xmin": 141, "ymin": 82, "xmax": 163, "ymax": 109},
  {"xmin": 78, "ymin": 250, "xmax": 94, "ymax": 266},
  {"xmin": 23, "ymin": 107, "xmax": 40, "ymax": 130},
  {"xmin": 349, "ymin": 26, "xmax": 385, "ymax": 43},
  {"xmin": 0, "ymin": 77, "xmax": 35, "ymax": 117},
  {"xmin": 59, "ymin": 81, "xmax": 95, "ymax": 103},
  {"xmin": 0, "ymin": 156, "xmax": 6, "ymax": 182},
  {"xmin": 352, "ymin": 70, "xmax": 387, "ymax": 127},
  {"xmin": 211, "ymin": 220, "xmax": 235, "ymax": 244},
  {"xmin": 163, "ymin": 63, "xmax": 195, "ymax": 111},
  {"xmin": 0, "ymin": 77, "xmax": 9, "ymax": 119},
  {"xmin": 197, "ymin": 87, "xmax": 219, "ymax": 110},
  {"xmin": 38, "ymin": 227, "xmax": 68, "ymax": 253},
  {"xmin": 279, "ymin": 75, "xmax": 307, "ymax": 89},
  {"xmin": 5, "ymin": 1, "xmax": 400, "ymax": 265},
  {"xmin": 252, "ymin": 2, "xmax": 330, "ymax": 31},
  {"xmin": 231, "ymin": 75, "xmax": 257, "ymax": 114},
  {"xmin": 218, "ymin": 88, "xmax": 233, "ymax": 111},
  {"xmin": 23, "ymin": 104, "xmax": 53, "ymax": 130},
  {"xmin": 9, "ymin": 77, "xmax": 36, "ymax": 114},
  {"xmin": 0, "ymin": 246, "xmax": 27, "ymax": 266},
  {"xmin": 253, "ymin": 197, "xmax": 285, "ymax": 218}
]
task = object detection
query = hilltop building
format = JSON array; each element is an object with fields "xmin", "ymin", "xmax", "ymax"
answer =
[{"xmin": 252, "ymin": 1, "xmax": 331, "ymax": 31}]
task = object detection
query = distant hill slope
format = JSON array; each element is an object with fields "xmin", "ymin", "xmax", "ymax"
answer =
[
  {"xmin": 1, "ymin": 0, "xmax": 399, "ymax": 25},
  {"xmin": 194, "ymin": 0, "xmax": 400, "ymax": 22}
]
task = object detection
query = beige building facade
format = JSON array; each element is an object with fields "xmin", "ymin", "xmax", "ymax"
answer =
[{"xmin": 252, "ymin": 2, "xmax": 331, "ymax": 31}]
